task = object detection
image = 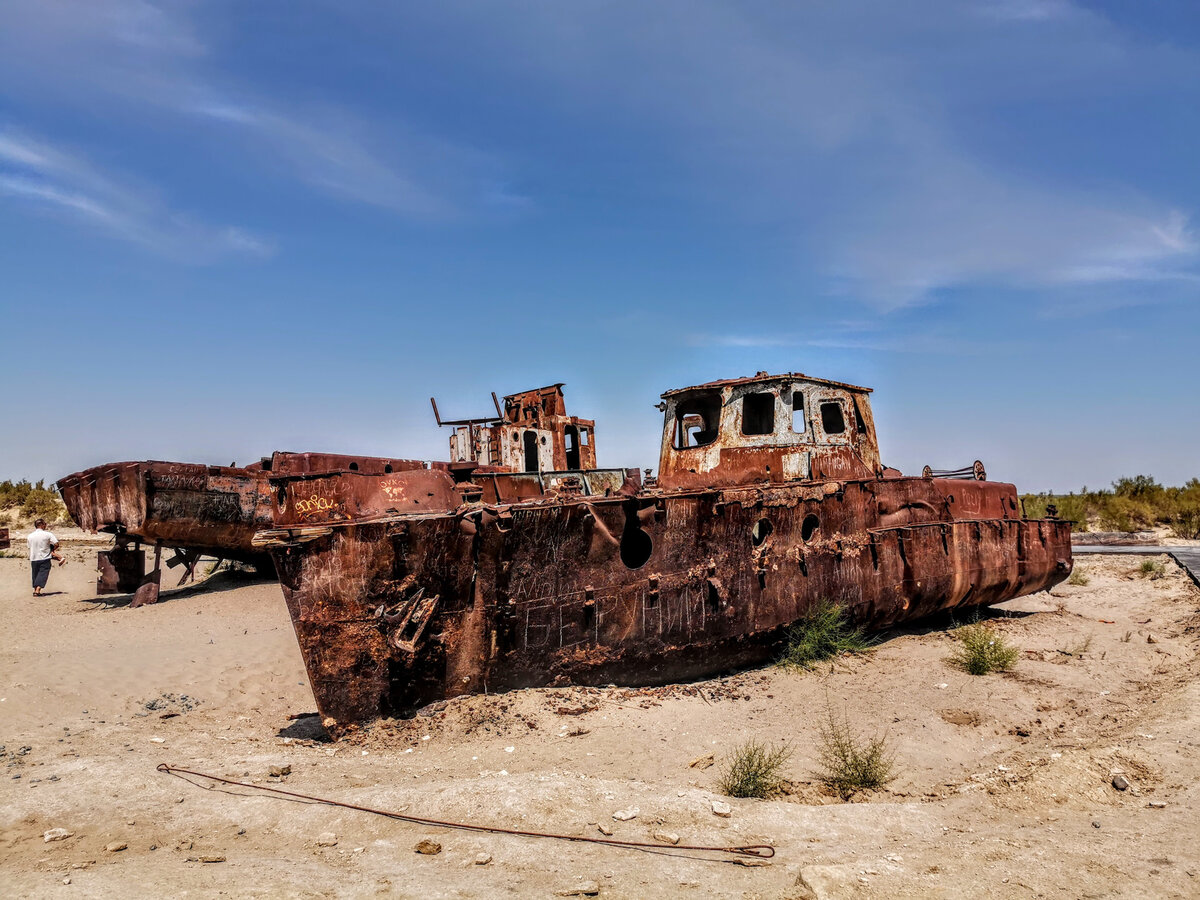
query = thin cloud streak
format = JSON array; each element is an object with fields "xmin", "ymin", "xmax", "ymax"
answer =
[
  {"xmin": 424, "ymin": 0, "xmax": 1199, "ymax": 309},
  {"xmin": 0, "ymin": 1, "xmax": 521, "ymax": 224},
  {"xmin": 0, "ymin": 128, "xmax": 273, "ymax": 260}
]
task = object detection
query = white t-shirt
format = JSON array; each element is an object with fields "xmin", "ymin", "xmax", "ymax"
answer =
[{"xmin": 27, "ymin": 528, "xmax": 57, "ymax": 562}]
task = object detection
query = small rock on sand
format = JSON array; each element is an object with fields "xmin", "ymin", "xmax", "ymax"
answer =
[
  {"xmin": 712, "ymin": 800, "xmax": 732, "ymax": 817},
  {"xmin": 596, "ymin": 824, "xmax": 613, "ymax": 836},
  {"xmin": 105, "ymin": 841, "xmax": 128, "ymax": 852},
  {"xmin": 43, "ymin": 828, "xmax": 73, "ymax": 843},
  {"xmin": 415, "ymin": 839, "xmax": 442, "ymax": 855},
  {"xmin": 316, "ymin": 832, "xmax": 338, "ymax": 847},
  {"xmin": 268, "ymin": 764, "xmax": 291, "ymax": 777},
  {"xmin": 1112, "ymin": 774, "xmax": 1130, "ymax": 791},
  {"xmin": 688, "ymin": 753, "xmax": 715, "ymax": 770},
  {"xmin": 556, "ymin": 882, "xmax": 600, "ymax": 896},
  {"xmin": 653, "ymin": 831, "xmax": 680, "ymax": 845},
  {"xmin": 474, "ymin": 853, "xmax": 492, "ymax": 865},
  {"xmin": 611, "ymin": 808, "xmax": 638, "ymax": 821},
  {"xmin": 1148, "ymin": 801, "xmax": 1167, "ymax": 809}
]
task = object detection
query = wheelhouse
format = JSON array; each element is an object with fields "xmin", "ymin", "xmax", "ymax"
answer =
[{"xmin": 656, "ymin": 372, "xmax": 881, "ymax": 489}]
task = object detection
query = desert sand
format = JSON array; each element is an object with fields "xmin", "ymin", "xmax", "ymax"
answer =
[{"xmin": 2, "ymin": 536, "xmax": 1198, "ymax": 898}]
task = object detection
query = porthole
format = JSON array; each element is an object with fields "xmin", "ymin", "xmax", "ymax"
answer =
[
  {"xmin": 751, "ymin": 517, "xmax": 773, "ymax": 547},
  {"xmin": 801, "ymin": 514, "xmax": 819, "ymax": 542},
  {"xmin": 620, "ymin": 528, "xmax": 653, "ymax": 569}
]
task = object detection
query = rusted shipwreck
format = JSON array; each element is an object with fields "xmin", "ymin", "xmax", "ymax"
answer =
[{"xmin": 253, "ymin": 373, "xmax": 1074, "ymax": 734}]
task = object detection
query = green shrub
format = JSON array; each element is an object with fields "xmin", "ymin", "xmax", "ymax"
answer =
[
  {"xmin": 948, "ymin": 624, "xmax": 1019, "ymax": 675},
  {"xmin": 779, "ymin": 600, "xmax": 873, "ymax": 670},
  {"xmin": 1138, "ymin": 558, "xmax": 1166, "ymax": 580},
  {"xmin": 1066, "ymin": 569, "xmax": 1090, "ymax": 586},
  {"xmin": 813, "ymin": 707, "xmax": 896, "ymax": 800},
  {"xmin": 717, "ymin": 740, "xmax": 791, "ymax": 799}
]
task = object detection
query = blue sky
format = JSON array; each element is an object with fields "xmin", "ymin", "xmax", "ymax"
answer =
[{"xmin": 1, "ymin": 0, "xmax": 1197, "ymax": 492}]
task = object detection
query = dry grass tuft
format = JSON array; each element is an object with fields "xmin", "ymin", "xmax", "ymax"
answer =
[
  {"xmin": 813, "ymin": 707, "xmax": 896, "ymax": 800},
  {"xmin": 948, "ymin": 623, "xmax": 1019, "ymax": 675},
  {"xmin": 717, "ymin": 740, "xmax": 791, "ymax": 799}
]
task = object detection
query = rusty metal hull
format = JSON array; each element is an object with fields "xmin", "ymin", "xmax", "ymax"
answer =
[
  {"xmin": 56, "ymin": 453, "xmax": 438, "ymax": 562},
  {"xmin": 264, "ymin": 475, "xmax": 1072, "ymax": 734}
]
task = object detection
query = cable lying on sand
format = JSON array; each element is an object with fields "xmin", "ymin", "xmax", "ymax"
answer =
[{"xmin": 156, "ymin": 763, "xmax": 775, "ymax": 860}]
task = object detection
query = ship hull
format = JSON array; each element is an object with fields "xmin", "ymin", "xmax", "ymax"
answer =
[{"xmin": 264, "ymin": 475, "xmax": 1073, "ymax": 734}]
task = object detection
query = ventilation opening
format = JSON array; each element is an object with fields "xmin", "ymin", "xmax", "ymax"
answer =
[
  {"xmin": 619, "ymin": 505, "xmax": 653, "ymax": 569},
  {"xmin": 801, "ymin": 514, "xmax": 819, "ymax": 542},
  {"xmin": 582, "ymin": 602, "xmax": 595, "ymax": 631},
  {"xmin": 741, "ymin": 392, "xmax": 775, "ymax": 436},
  {"xmin": 820, "ymin": 401, "xmax": 846, "ymax": 436},
  {"xmin": 384, "ymin": 464, "xmax": 393, "ymax": 474},
  {"xmin": 349, "ymin": 462, "xmax": 359, "ymax": 471},
  {"xmin": 751, "ymin": 517, "xmax": 773, "ymax": 546}
]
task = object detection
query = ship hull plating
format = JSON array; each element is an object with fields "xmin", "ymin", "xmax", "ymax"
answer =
[{"xmin": 267, "ymin": 476, "xmax": 1072, "ymax": 733}]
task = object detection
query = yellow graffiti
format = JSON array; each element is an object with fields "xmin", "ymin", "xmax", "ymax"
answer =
[
  {"xmin": 380, "ymin": 479, "xmax": 406, "ymax": 499},
  {"xmin": 294, "ymin": 493, "xmax": 341, "ymax": 517}
]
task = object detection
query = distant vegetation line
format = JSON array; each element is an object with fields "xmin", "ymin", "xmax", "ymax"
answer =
[
  {"xmin": 1021, "ymin": 475, "xmax": 1200, "ymax": 537},
  {"xmin": 0, "ymin": 479, "xmax": 73, "ymax": 525}
]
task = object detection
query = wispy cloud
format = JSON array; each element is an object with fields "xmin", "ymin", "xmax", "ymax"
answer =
[
  {"xmin": 421, "ymin": 0, "xmax": 1198, "ymax": 309},
  {"xmin": 0, "ymin": 1, "xmax": 521, "ymax": 224},
  {"xmin": 0, "ymin": 128, "xmax": 273, "ymax": 259}
]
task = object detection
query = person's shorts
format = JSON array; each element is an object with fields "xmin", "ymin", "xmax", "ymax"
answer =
[{"xmin": 31, "ymin": 558, "xmax": 52, "ymax": 589}]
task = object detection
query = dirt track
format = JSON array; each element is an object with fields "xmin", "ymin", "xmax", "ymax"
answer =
[{"xmin": 2, "ymin": 544, "xmax": 1198, "ymax": 898}]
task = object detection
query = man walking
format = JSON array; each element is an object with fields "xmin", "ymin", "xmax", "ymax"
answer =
[{"xmin": 27, "ymin": 518, "xmax": 64, "ymax": 596}]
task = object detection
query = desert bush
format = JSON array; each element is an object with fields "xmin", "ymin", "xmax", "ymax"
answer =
[
  {"xmin": 1067, "ymin": 568, "xmax": 1090, "ymax": 586},
  {"xmin": 717, "ymin": 740, "xmax": 791, "ymax": 799},
  {"xmin": 948, "ymin": 623, "xmax": 1019, "ymax": 675},
  {"xmin": 1138, "ymin": 558, "xmax": 1166, "ymax": 580},
  {"xmin": 20, "ymin": 490, "xmax": 63, "ymax": 524},
  {"xmin": 778, "ymin": 600, "xmax": 872, "ymax": 670},
  {"xmin": 813, "ymin": 707, "xmax": 896, "ymax": 800}
]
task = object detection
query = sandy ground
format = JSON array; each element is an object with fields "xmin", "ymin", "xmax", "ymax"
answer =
[{"xmin": 2, "ymin": 541, "xmax": 1199, "ymax": 899}]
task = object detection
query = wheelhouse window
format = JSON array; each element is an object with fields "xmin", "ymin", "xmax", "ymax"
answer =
[
  {"xmin": 791, "ymin": 389, "xmax": 807, "ymax": 435},
  {"xmin": 819, "ymin": 400, "xmax": 846, "ymax": 436},
  {"xmin": 673, "ymin": 392, "xmax": 721, "ymax": 449},
  {"xmin": 741, "ymin": 392, "xmax": 775, "ymax": 436}
]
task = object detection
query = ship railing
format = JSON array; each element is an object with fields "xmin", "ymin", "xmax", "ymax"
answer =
[{"xmin": 921, "ymin": 460, "xmax": 986, "ymax": 481}]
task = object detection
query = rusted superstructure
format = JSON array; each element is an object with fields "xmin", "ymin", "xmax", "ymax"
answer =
[
  {"xmin": 254, "ymin": 373, "xmax": 1073, "ymax": 735},
  {"xmin": 56, "ymin": 385, "xmax": 610, "ymax": 604}
]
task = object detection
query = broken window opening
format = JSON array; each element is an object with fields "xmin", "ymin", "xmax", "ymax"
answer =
[
  {"xmin": 791, "ymin": 389, "xmax": 807, "ymax": 435},
  {"xmin": 579, "ymin": 428, "xmax": 589, "ymax": 446},
  {"xmin": 522, "ymin": 430, "xmax": 539, "ymax": 473},
  {"xmin": 819, "ymin": 401, "xmax": 846, "ymax": 436},
  {"xmin": 741, "ymin": 392, "xmax": 775, "ymax": 436},
  {"xmin": 852, "ymin": 397, "xmax": 866, "ymax": 438},
  {"xmin": 564, "ymin": 425, "xmax": 581, "ymax": 470},
  {"xmin": 672, "ymin": 392, "xmax": 721, "ymax": 450}
]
